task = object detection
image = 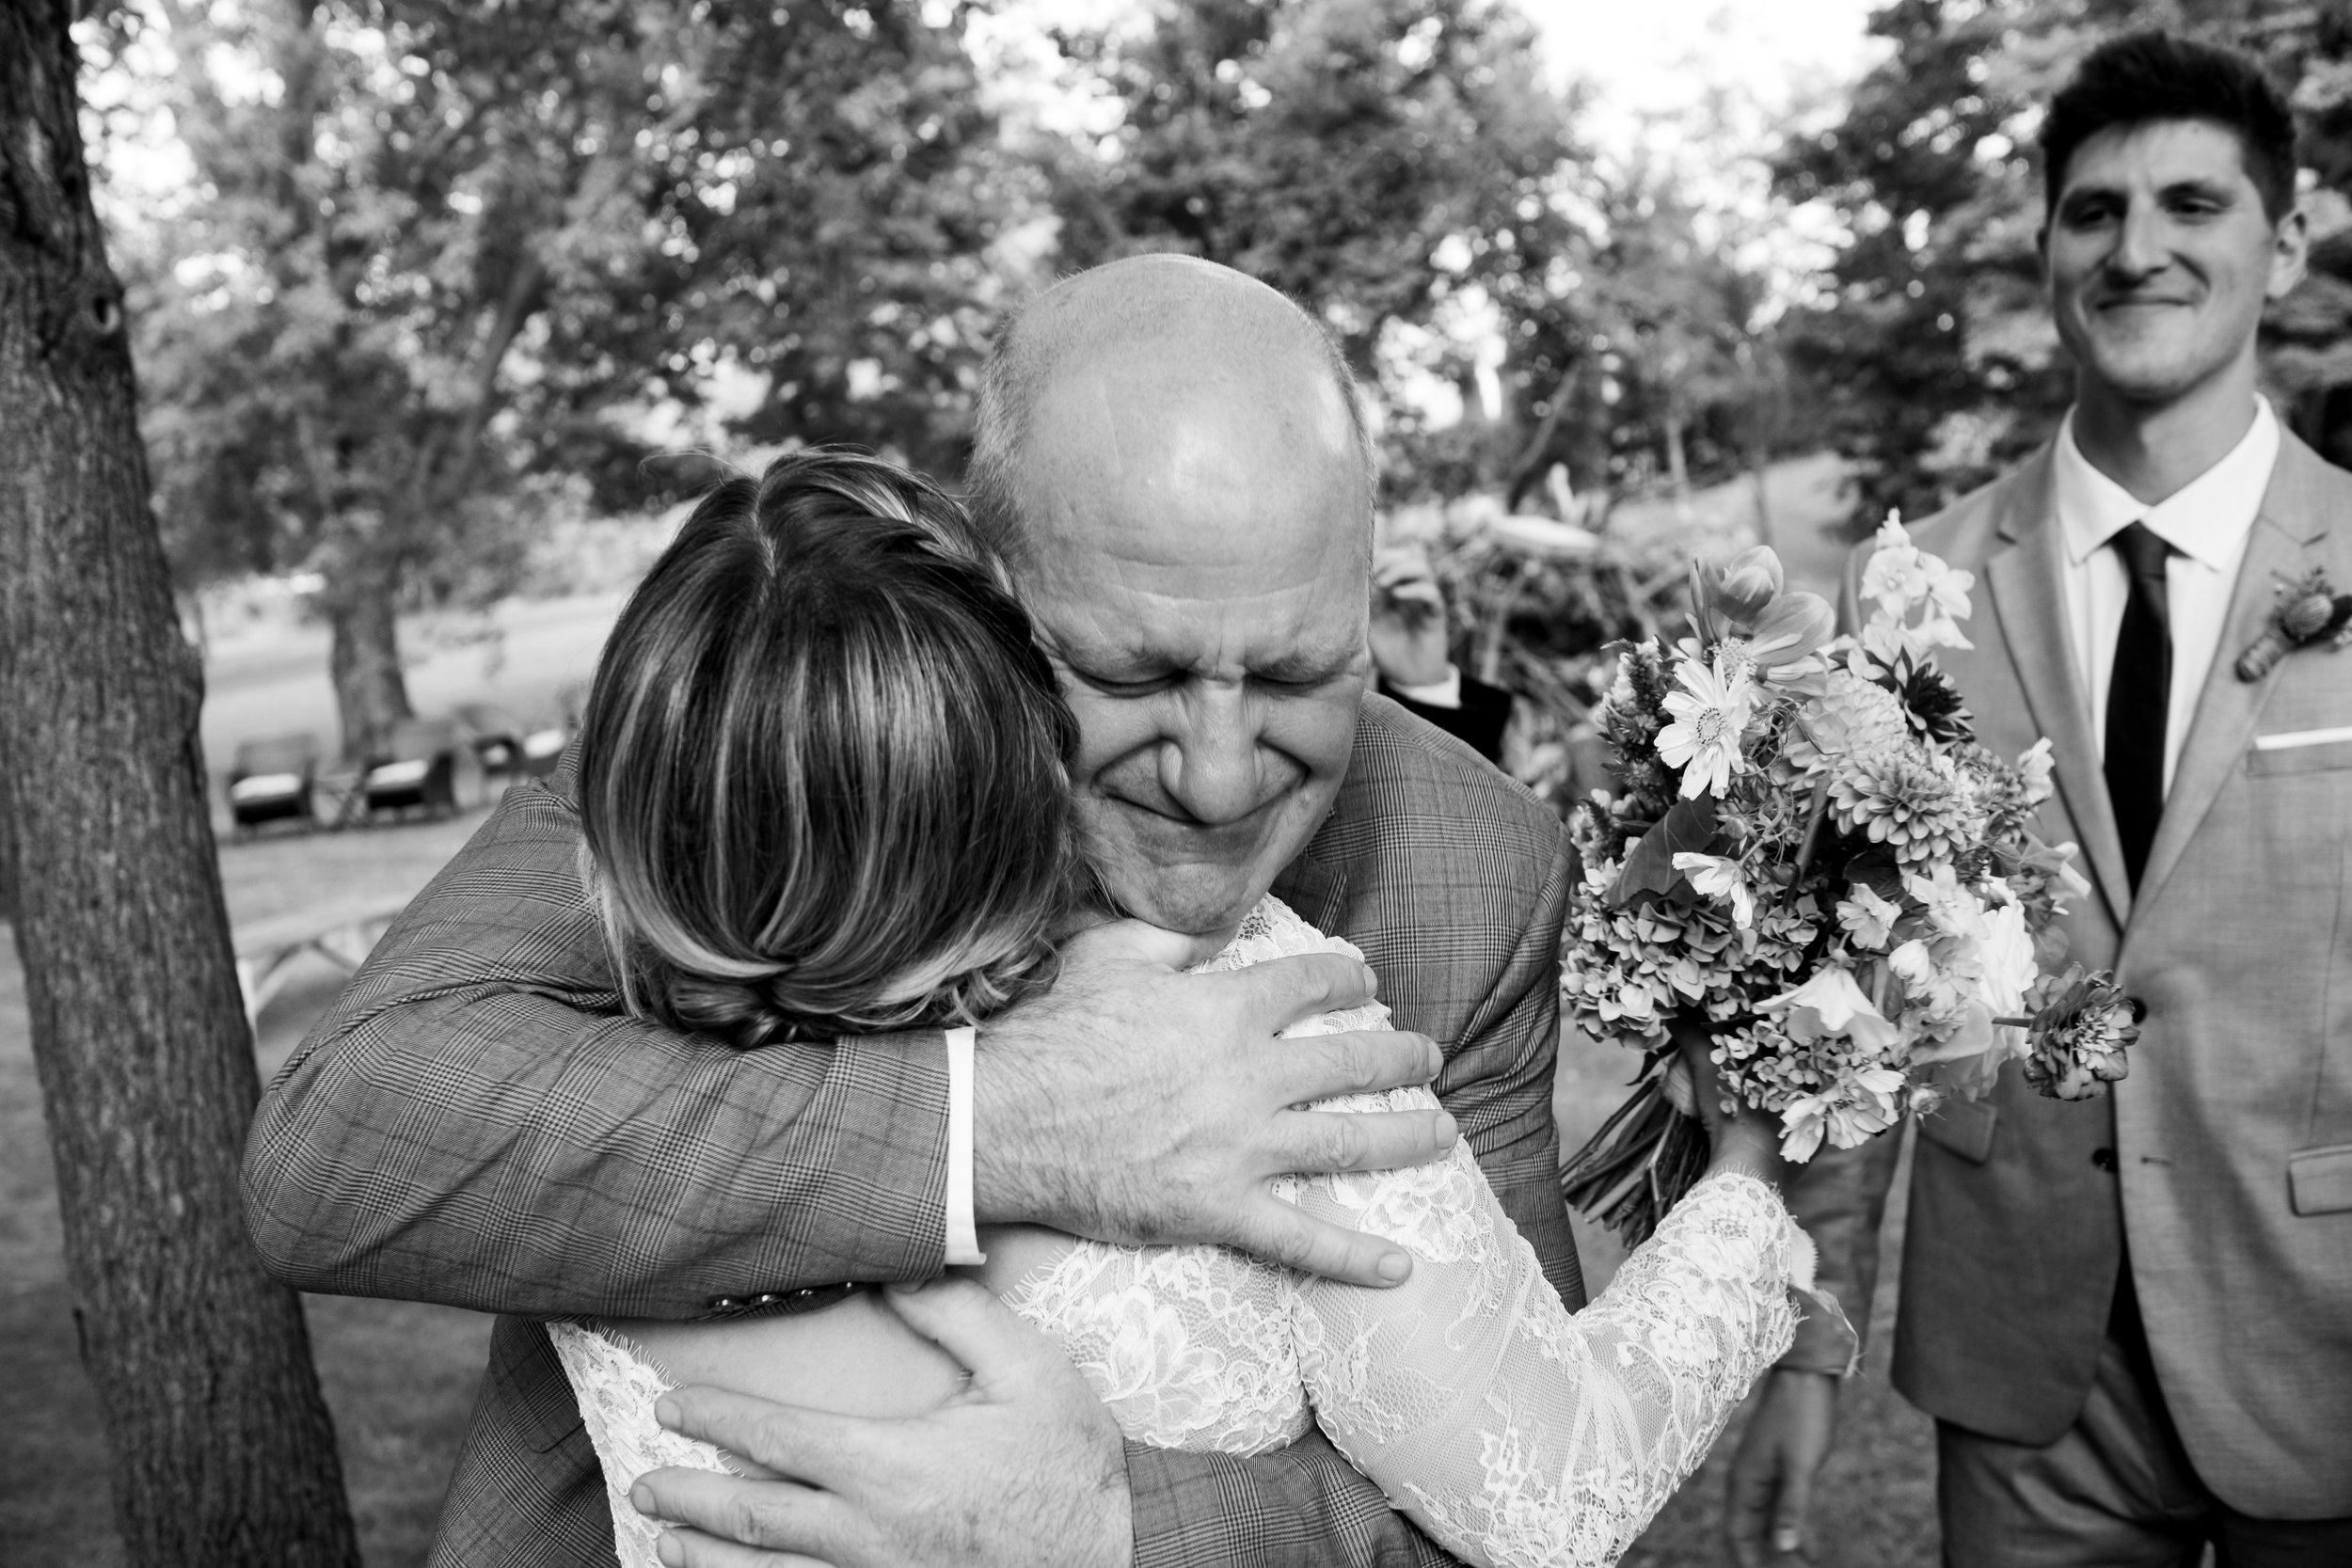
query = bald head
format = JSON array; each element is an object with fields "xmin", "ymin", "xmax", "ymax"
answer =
[
  {"xmin": 965, "ymin": 256, "xmax": 1378, "ymax": 934},
  {"xmin": 967, "ymin": 255, "xmax": 1375, "ymax": 566}
]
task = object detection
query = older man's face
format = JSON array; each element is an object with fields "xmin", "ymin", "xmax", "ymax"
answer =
[{"xmin": 1012, "ymin": 349, "xmax": 1372, "ymax": 938}]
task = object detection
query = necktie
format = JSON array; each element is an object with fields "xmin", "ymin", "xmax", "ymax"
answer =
[{"xmin": 2105, "ymin": 521, "xmax": 2173, "ymax": 892}]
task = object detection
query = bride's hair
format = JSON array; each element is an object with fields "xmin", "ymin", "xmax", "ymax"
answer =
[{"xmin": 575, "ymin": 448, "xmax": 1079, "ymax": 1047}]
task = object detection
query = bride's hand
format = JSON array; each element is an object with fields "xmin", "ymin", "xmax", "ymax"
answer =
[{"xmin": 1672, "ymin": 1020, "xmax": 1788, "ymax": 1187}]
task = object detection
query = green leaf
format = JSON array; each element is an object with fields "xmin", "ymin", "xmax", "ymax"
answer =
[{"xmin": 1608, "ymin": 795, "xmax": 1719, "ymax": 906}]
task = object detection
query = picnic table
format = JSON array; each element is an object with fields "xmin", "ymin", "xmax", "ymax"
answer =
[{"xmin": 232, "ymin": 895, "xmax": 412, "ymax": 1026}]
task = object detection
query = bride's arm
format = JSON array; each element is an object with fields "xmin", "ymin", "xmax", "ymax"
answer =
[
  {"xmin": 1283, "ymin": 1096, "xmax": 1799, "ymax": 1568},
  {"xmin": 589, "ymin": 1224, "xmax": 1073, "ymax": 1428}
]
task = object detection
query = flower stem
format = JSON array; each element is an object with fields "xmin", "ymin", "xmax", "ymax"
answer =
[{"xmin": 1790, "ymin": 778, "xmax": 1833, "ymax": 881}]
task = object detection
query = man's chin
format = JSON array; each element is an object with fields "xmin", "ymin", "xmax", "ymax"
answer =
[{"xmin": 1091, "ymin": 858, "xmax": 1277, "ymax": 941}]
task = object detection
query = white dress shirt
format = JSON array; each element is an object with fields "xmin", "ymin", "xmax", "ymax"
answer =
[
  {"xmin": 944, "ymin": 1025, "xmax": 983, "ymax": 1263},
  {"xmin": 1390, "ymin": 663, "xmax": 1465, "ymax": 709},
  {"xmin": 2053, "ymin": 397, "xmax": 2279, "ymax": 793}
]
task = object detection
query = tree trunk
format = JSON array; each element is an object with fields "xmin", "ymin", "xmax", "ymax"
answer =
[
  {"xmin": 325, "ymin": 558, "xmax": 412, "ymax": 762},
  {"xmin": 1662, "ymin": 397, "xmax": 1691, "ymax": 497},
  {"xmin": 0, "ymin": 7, "xmax": 362, "ymax": 1564}
]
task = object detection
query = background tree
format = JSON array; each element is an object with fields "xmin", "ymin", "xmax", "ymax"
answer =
[
  {"xmin": 133, "ymin": 0, "xmax": 1019, "ymax": 758},
  {"xmin": 1043, "ymin": 0, "xmax": 1577, "ymax": 463},
  {"xmin": 0, "ymin": 1, "xmax": 359, "ymax": 1561}
]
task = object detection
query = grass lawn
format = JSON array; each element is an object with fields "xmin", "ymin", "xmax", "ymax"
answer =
[{"xmin": 1, "ymin": 812, "xmax": 499, "ymax": 1565}]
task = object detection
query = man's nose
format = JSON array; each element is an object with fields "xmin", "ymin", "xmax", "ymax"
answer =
[
  {"xmin": 2106, "ymin": 203, "xmax": 2168, "ymax": 281},
  {"xmin": 1160, "ymin": 684, "xmax": 1275, "ymax": 825}
]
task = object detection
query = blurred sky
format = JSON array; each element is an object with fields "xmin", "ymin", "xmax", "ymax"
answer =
[{"xmin": 1524, "ymin": 0, "xmax": 1884, "ymax": 150}]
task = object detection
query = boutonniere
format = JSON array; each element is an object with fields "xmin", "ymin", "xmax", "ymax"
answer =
[{"xmin": 2235, "ymin": 567, "xmax": 2352, "ymax": 680}]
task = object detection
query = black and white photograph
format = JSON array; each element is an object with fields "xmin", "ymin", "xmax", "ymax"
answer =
[{"xmin": 2, "ymin": 0, "xmax": 2347, "ymax": 1563}]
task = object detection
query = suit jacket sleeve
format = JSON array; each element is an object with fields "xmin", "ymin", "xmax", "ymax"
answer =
[
  {"xmin": 241, "ymin": 765, "xmax": 955, "ymax": 1318},
  {"xmin": 1438, "ymin": 818, "xmax": 1582, "ymax": 1309}
]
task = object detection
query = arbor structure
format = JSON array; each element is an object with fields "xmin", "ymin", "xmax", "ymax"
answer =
[{"xmin": 0, "ymin": 3, "xmax": 358, "ymax": 1561}]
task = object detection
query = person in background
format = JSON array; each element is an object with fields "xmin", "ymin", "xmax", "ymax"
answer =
[
  {"xmin": 1371, "ymin": 543, "xmax": 1515, "ymax": 764},
  {"xmin": 1724, "ymin": 30, "xmax": 2352, "ymax": 1568}
]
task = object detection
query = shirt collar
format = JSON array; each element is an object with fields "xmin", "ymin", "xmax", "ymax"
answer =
[{"xmin": 2054, "ymin": 396, "xmax": 2279, "ymax": 573}]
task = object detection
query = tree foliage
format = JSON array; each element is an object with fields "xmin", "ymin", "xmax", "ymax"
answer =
[{"xmin": 129, "ymin": 0, "xmax": 1020, "ymax": 756}]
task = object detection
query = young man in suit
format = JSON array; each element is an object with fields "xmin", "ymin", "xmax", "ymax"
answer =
[
  {"xmin": 245, "ymin": 255, "xmax": 1581, "ymax": 1567},
  {"xmin": 1725, "ymin": 32, "xmax": 2352, "ymax": 1567}
]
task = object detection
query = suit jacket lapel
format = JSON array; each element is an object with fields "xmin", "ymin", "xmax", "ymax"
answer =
[
  {"xmin": 2136, "ymin": 434, "xmax": 2336, "ymax": 910},
  {"xmin": 1981, "ymin": 448, "xmax": 2135, "ymax": 928}
]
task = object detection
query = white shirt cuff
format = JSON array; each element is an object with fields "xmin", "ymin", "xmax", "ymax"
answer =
[
  {"xmin": 944, "ymin": 1025, "xmax": 985, "ymax": 1265},
  {"xmin": 1389, "ymin": 664, "xmax": 1464, "ymax": 710}
]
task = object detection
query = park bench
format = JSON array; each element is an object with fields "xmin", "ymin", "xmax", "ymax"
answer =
[{"xmin": 232, "ymin": 895, "xmax": 411, "ymax": 1027}]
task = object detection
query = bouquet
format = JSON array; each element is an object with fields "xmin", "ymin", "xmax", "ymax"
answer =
[{"xmin": 1559, "ymin": 521, "xmax": 2141, "ymax": 1244}]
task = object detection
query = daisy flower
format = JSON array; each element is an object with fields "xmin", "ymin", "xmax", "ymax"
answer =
[{"xmin": 1656, "ymin": 656, "xmax": 1756, "ymax": 799}]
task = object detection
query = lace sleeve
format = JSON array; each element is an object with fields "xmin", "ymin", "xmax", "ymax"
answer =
[{"xmin": 1282, "ymin": 1124, "xmax": 1799, "ymax": 1568}]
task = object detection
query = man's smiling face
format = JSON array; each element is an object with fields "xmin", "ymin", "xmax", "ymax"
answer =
[
  {"xmin": 1010, "ymin": 328, "xmax": 1372, "ymax": 940},
  {"xmin": 2042, "ymin": 118, "xmax": 2305, "ymax": 411}
]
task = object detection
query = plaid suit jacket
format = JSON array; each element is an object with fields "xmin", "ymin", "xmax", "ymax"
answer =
[{"xmin": 244, "ymin": 693, "xmax": 1581, "ymax": 1566}]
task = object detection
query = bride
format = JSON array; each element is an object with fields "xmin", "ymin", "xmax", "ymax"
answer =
[{"xmin": 548, "ymin": 448, "xmax": 1813, "ymax": 1568}]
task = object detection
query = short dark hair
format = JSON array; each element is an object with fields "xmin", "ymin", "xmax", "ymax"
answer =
[
  {"xmin": 578, "ymin": 448, "xmax": 1079, "ymax": 1046},
  {"xmin": 2040, "ymin": 30, "xmax": 2297, "ymax": 222}
]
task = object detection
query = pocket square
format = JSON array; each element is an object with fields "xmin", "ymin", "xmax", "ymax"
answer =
[{"xmin": 2251, "ymin": 724, "xmax": 2352, "ymax": 751}]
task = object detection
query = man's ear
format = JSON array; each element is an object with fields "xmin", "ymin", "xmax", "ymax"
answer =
[
  {"xmin": 2268, "ymin": 205, "xmax": 2310, "ymax": 299},
  {"xmin": 2034, "ymin": 220, "xmax": 2051, "ymax": 276}
]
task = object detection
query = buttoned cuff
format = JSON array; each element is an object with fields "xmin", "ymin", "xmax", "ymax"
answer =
[
  {"xmin": 944, "ymin": 1025, "xmax": 985, "ymax": 1265},
  {"xmin": 1389, "ymin": 663, "xmax": 1463, "ymax": 710}
]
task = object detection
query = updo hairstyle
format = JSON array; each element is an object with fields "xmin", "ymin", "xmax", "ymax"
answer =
[{"xmin": 576, "ymin": 448, "xmax": 1079, "ymax": 1047}]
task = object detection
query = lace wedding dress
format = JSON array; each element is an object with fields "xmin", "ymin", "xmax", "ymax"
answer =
[{"xmin": 550, "ymin": 896, "xmax": 1805, "ymax": 1568}]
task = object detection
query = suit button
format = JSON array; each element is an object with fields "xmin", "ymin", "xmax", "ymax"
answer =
[
  {"xmin": 709, "ymin": 1295, "xmax": 743, "ymax": 1311},
  {"xmin": 751, "ymin": 1292, "xmax": 783, "ymax": 1308},
  {"xmin": 2090, "ymin": 1148, "xmax": 2119, "ymax": 1173}
]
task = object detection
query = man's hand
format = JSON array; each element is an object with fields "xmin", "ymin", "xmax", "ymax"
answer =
[
  {"xmin": 973, "ymin": 920, "xmax": 1453, "ymax": 1288},
  {"xmin": 1370, "ymin": 545, "xmax": 1454, "ymax": 689},
  {"xmin": 635, "ymin": 1279, "xmax": 1130, "ymax": 1568},
  {"xmin": 1724, "ymin": 1369, "xmax": 1840, "ymax": 1566}
]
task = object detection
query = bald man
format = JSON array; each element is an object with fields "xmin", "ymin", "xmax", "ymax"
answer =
[{"xmin": 244, "ymin": 256, "xmax": 1581, "ymax": 1568}]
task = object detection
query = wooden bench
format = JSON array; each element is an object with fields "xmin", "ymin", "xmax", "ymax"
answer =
[{"xmin": 233, "ymin": 895, "xmax": 412, "ymax": 1026}]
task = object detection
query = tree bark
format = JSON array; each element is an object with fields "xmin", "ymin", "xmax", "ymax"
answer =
[
  {"xmin": 0, "ymin": 6, "xmax": 361, "ymax": 1563},
  {"xmin": 324, "ymin": 558, "xmax": 412, "ymax": 761}
]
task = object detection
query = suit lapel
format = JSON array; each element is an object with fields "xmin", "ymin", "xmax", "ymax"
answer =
[
  {"xmin": 2136, "ymin": 436, "xmax": 2336, "ymax": 911},
  {"xmin": 1981, "ymin": 449, "xmax": 2135, "ymax": 928}
]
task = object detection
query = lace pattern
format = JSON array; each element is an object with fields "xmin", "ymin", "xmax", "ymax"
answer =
[
  {"xmin": 551, "ymin": 896, "xmax": 1800, "ymax": 1568},
  {"xmin": 547, "ymin": 1320, "xmax": 739, "ymax": 1565}
]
